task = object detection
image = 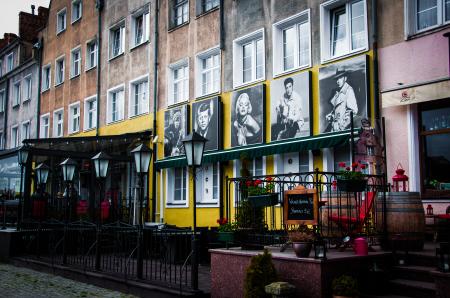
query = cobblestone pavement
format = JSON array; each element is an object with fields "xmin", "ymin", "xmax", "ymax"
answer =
[{"xmin": 0, "ymin": 263, "xmax": 137, "ymax": 298}]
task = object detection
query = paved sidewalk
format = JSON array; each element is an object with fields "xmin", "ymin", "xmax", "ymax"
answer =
[{"xmin": 0, "ymin": 263, "xmax": 137, "ymax": 298}]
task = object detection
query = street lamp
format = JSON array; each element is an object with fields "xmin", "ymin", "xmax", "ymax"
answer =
[
  {"xmin": 130, "ymin": 143, "xmax": 152, "ymax": 279},
  {"xmin": 18, "ymin": 145, "xmax": 30, "ymax": 227},
  {"xmin": 35, "ymin": 163, "xmax": 50, "ymax": 186},
  {"xmin": 60, "ymin": 158, "xmax": 77, "ymax": 223},
  {"xmin": 182, "ymin": 131, "xmax": 207, "ymax": 291}
]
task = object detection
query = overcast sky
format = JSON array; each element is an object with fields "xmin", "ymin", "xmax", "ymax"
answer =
[{"xmin": 0, "ymin": 0, "xmax": 50, "ymax": 37}]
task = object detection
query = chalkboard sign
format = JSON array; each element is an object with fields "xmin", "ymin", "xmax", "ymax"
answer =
[{"xmin": 284, "ymin": 187, "xmax": 318, "ymax": 225}]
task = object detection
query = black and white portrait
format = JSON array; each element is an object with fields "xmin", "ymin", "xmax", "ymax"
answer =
[
  {"xmin": 231, "ymin": 85, "xmax": 265, "ymax": 148},
  {"xmin": 319, "ymin": 55, "xmax": 368, "ymax": 133},
  {"xmin": 270, "ymin": 71, "xmax": 311, "ymax": 141},
  {"xmin": 164, "ymin": 105, "xmax": 188, "ymax": 158},
  {"xmin": 192, "ymin": 97, "xmax": 221, "ymax": 151}
]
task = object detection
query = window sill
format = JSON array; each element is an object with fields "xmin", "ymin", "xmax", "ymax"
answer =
[
  {"xmin": 71, "ymin": 17, "xmax": 82, "ymax": 25},
  {"xmin": 70, "ymin": 73, "xmax": 80, "ymax": 80},
  {"xmin": 83, "ymin": 127, "xmax": 96, "ymax": 132},
  {"xmin": 85, "ymin": 65, "xmax": 97, "ymax": 73},
  {"xmin": 55, "ymin": 82, "xmax": 64, "ymax": 88},
  {"xmin": 56, "ymin": 28, "xmax": 66, "ymax": 36},
  {"xmin": 130, "ymin": 40, "xmax": 149, "ymax": 52},
  {"xmin": 109, "ymin": 52, "xmax": 124, "ymax": 62},
  {"xmin": 22, "ymin": 98, "xmax": 31, "ymax": 104},
  {"xmin": 197, "ymin": 202, "xmax": 219, "ymax": 208},
  {"xmin": 12, "ymin": 104, "xmax": 20, "ymax": 109},
  {"xmin": 321, "ymin": 47, "xmax": 368, "ymax": 65},
  {"xmin": 128, "ymin": 112, "xmax": 150, "ymax": 120},
  {"xmin": 273, "ymin": 64, "xmax": 312, "ymax": 79},
  {"xmin": 233, "ymin": 77, "xmax": 265, "ymax": 90},
  {"xmin": 167, "ymin": 100, "xmax": 189, "ymax": 109},
  {"xmin": 406, "ymin": 23, "xmax": 450, "ymax": 41},
  {"xmin": 41, "ymin": 88, "xmax": 50, "ymax": 94},
  {"xmin": 195, "ymin": 6, "xmax": 219, "ymax": 19},
  {"xmin": 168, "ymin": 21, "xmax": 190, "ymax": 33},
  {"xmin": 106, "ymin": 118, "xmax": 125, "ymax": 126},
  {"xmin": 195, "ymin": 90, "xmax": 220, "ymax": 101},
  {"xmin": 68, "ymin": 130, "xmax": 80, "ymax": 135},
  {"xmin": 166, "ymin": 203, "xmax": 188, "ymax": 208}
]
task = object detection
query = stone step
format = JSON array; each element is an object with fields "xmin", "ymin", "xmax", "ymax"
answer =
[
  {"xmin": 389, "ymin": 278, "xmax": 436, "ymax": 298},
  {"xmin": 392, "ymin": 265, "xmax": 437, "ymax": 283}
]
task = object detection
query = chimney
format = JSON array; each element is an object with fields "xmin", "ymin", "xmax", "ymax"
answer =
[{"xmin": 31, "ymin": 5, "xmax": 35, "ymax": 15}]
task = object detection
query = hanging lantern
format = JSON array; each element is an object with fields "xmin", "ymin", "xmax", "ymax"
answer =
[
  {"xmin": 314, "ymin": 238, "xmax": 327, "ymax": 259},
  {"xmin": 426, "ymin": 204, "xmax": 434, "ymax": 215},
  {"xmin": 392, "ymin": 164, "xmax": 408, "ymax": 192}
]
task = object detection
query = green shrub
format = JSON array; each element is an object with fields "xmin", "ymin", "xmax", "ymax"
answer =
[
  {"xmin": 332, "ymin": 275, "xmax": 359, "ymax": 297},
  {"xmin": 244, "ymin": 249, "xmax": 278, "ymax": 298}
]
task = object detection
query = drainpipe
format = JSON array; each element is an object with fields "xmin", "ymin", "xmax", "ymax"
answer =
[
  {"xmin": 219, "ymin": 0, "xmax": 224, "ymax": 50},
  {"xmin": 372, "ymin": 0, "xmax": 380, "ymax": 121},
  {"xmin": 96, "ymin": 0, "xmax": 104, "ymax": 136},
  {"xmin": 151, "ymin": 0, "xmax": 159, "ymax": 222},
  {"xmin": 35, "ymin": 39, "xmax": 43, "ymax": 138},
  {"xmin": 3, "ymin": 79, "xmax": 9, "ymax": 146},
  {"xmin": 444, "ymin": 32, "xmax": 450, "ymax": 75}
]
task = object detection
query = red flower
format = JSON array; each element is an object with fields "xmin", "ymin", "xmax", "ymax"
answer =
[
  {"xmin": 361, "ymin": 164, "xmax": 366, "ymax": 170},
  {"xmin": 332, "ymin": 180, "xmax": 337, "ymax": 186},
  {"xmin": 338, "ymin": 162, "xmax": 346, "ymax": 168},
  {"xmin": 217, "ymin": 219, "xmax": 220, "ymax": 224},
  {"xmin": 254, "ymin": 179, "xmax": 262, "ymax": 186},
  {"xmin": 351, "ymin": 162, "xmax": 359, "ymax": 169},
  {"xmin": 246, "ymin": 181, "xmax": 252, "ymax": 187},
  {"xmin": 346, "ymin": 167, "xmax": 351, "ymax": 171},
  {"xmin": 266, "ymin": 177, "xmax": 273, "ymax": 182}
]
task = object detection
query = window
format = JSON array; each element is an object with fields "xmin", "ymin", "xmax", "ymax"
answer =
[
  {"xmin": 196, "ymin": 47, "xmax": 220, "ymax": 97},
  {"xmin": 232, "ymin": 29, "xmax": 265, "ymax": 88},
  {"xmin": 129, "ymin": 75, "xmax": 149, "ymax": 117},
  {"xmin": 13, "ymin": 81, "xmax": 21, "ymax": 107},
  {"xmin": 6, "ymin": 53, "xmax": 14, "ymax": 72},
  {"xmin": 233, "ymin": 157, "xmax": 265, "ymax": 205},
  {"xmin": 196, "ymin": 0, "xmax": 219, "ymax": 15},
  {"xmin": 86, "ymin": 40, "xmax": 98, "ymax": 70},
  {"xmin": 71, "ymin": 0, "xmax": 82, "ymax": 23},
  {"xmin": 333, "ymin": 144, "xmax": 351, "ymax": 172},
  {"xmin": 53, "ymin": 109, "xmax": 64, "ymax": 137},
  {"xmin": 23, "ymin": 75, "xmax": 32, "ymax": 102},
  {"xmin": 40, "ymin": 113, "xmax": 50, "ymax": 138},
  {"xmin": 166, "ymin": 167, "xmax": 188, "ymax": 206},
  {"xmin": 84, "ymin": 96, "xmax": 97, "ymax": 130},
  {"xmin": 0, "ymin": 132, "xmax": 3, "ymax": 150},
  {"xmin": 69, "ymin": 102, "xmax": 80, "ymax": 134},
  {"xmin": 275, "ymin": 151, "xmax": 311, "ymax": 175},
  {"xmin": 131, "ymin": 8, "xmax": 150, "ymax": 47},
  {"xmin": 42, "ymin": 64, "xmax": 51, "ymax": 91},
  {"xmin": 21, "ymin": 121, "xmax": 30, "ymax": 142},
  {"xmin": 273, "ymin": 11, "xmax": 311, "ymax": 76},
  {"xmin": 107, "ymin": 85, "xmax": 125, "ymax": 123},
  {"xmin": 320, "ymin": 0, "xmax": 367, "ymax": 62},
  {"xmin": 0, "ymin": 89, "xmax": 5, "ymax": 113},
  {"xmin": 11, "ymin": 126, "xmax": 19, "ymax": 148},
  {"xmin": 57, "ymin": 8, "xmax": 67, "ymax": 34},
  {"xmin": 405, "ymin": 0, "xmax": 450, "ymax": 35},
  {"xmin": 196, "ymin": 163, "xmax": 220, "ymax": 205},
  {"xmin": 168, "ymin": 59, "xmax": 189, "ymax": 105},
  {"xmin": 55, "ymin": 56, "xmax": 65, "ymax": 85},
  {"xmin": 171, "ymin": 0, "xmax": 189, "ymax": 28},
  {"xmin": 71, "ymin": 47, "xmax": 81, "ymax": 78},
  {"xmin": 109, "ymin": 22, "xmax": 125, "ymax": 59}
]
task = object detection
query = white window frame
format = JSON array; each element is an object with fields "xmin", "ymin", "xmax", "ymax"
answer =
[
  {"xmin": 109, "ymin": 21, "xmax": 126, "ymax": 60},
  {"xmin": 40, "ymin": 113, "xmax": 50, "ymax": 138},
  {"xmin": 195, "ymin": 46, "xmax": 221, "ymax": 98},
  {"xmin": 56, "ymin": 8, "xmax": 67, "ymax": 34},
  {"xmin": 107, "ymin": 84, "xmax": 125, "ymax": 124},
  {"xmin": 21, "ymin": 120, "xmax": 31, "ymax": 143},
  {"xmin": 404, "ymin": 0, "xmax": 450, "ymax": 37},
  {"xmin": 23, "ymin": 74, "xmax": 32, "ymax": 102},
  {"xmin": 273, "ymin": 10, "xmax": 312, "ymax": 77},
  {"xmin": 131, "ymin": 6, "xmax": 150, "ymax": 49},
  {"xmin": 68, "ymin": 101, "xmax": 81, "ymax": 134},
  {"xmin": 13, "ymin": 80, "xmax": 21, "ymax": 107},
  {"xmin": 11, "ymin": 125, "xmax": 19, "ymax": 148},
  {"xmin": 84, "ymin": 95, "xmax": 97, "ymax": 131},
  {"xmin": 165, "ymin": 167, "xmax": 189, "ymax": 208},
  {"xmin": 196, "ymin": 162, "xmax": 220, "ymax": 207},
  {"xmin": 232, "ymin": 28, "xmax": 265, "ymax": 89},
  {"xmin": 0, "ymin": 89, "xmax": 5, "ymax": 113},
  {"xmin": 42, "ymin": 64, "xmax": 51, "ymax": 91},
  {"xmin": 53, "ymin": 108, "xmax": 64, "ymax": 137},
  {"xmin": 320, "ymin": 0, "xmax": 368, "ymax": 63},
  {"xmin": 129, "ymin": 74, "xmax": 149, "ymax": 118},
  {"xmin": 173, "ymin": 0, "xmax": 189, "ymax": 27},
  {"xmin": 6, "ymin": 52, "xmax": 14, "ymax": 72},
  {"xmin": 55, "ymin": 55, "xmax": 65, "ymax": 86},
  {"xmin": 71, "ymin": 0, "xmax": 82, "ymax": 23},
  {"xmin": 167, "ymin": 58, "xmax": 189, "ymax": 106},
  {"xmin": 70, "ymin": 46, "xmax": 82, "ymax": 78},
  {"xmin": 85, "ymin": 39, "xmax": 98, "ymax": 71}
]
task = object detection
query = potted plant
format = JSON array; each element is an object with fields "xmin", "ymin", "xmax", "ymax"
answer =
[
  {"xmin": 332, "ymin": 275, "xmax": 359, "ymax": 298},
  {"xmin": 244, "ymin": 249, "xmax": 278, "ymax": 298},
  {"xmin": 217, "ymin": 218, "xmax": 237, "ymax": 244},
  {"xmin": 288, "ymin": 225, "xmax": 316, "ymax": 258},
  {"xmin": 336, "ymin": 162, "xmax": 367, "ymax": 192},
  {"xmin": 245, "ymin": 177, "xmax": 279, "ymax": 207}
]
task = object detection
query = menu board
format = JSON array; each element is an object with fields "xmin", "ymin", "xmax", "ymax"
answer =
[{"xmin": 284, "ymin": 187, "xmax": 318, "ymax": 225}]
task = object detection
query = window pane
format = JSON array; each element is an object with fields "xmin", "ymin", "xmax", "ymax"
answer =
[
  {"xmin": 283, "ymin": 27, "xmax": 295, "ymax": 70},
  {"xmin": 423, "ymin": 133, "xmax": 450, "ymax": 188},
  {"xmin": 351, "ymin": 1, "xmax": 365, "ymax": 49},
  {"xmin": 254, "ymin": 157, "xmax": 264, "ymax": 176},
  {"xmin": 417, "ymin": 0, "xmax": 438, "ymax": 30},
  {"xmin": 243, "ymin": 43, "xmax": 253, "ymax": 82},
  {"xmin": 298, "ymin": 21, "xmax": 309, "ymax": 66},
  {"xmin": 256, "ymin": 38, "xmax": 263, "ymax": 79},
  {"xmin": 421, "ymin": 106, "xmax": 450, "ymax": 131},
  {"xmin": 332, "ymin": 8, "xmax": 347, "ymax": 56},
  {"xmin": 446, "ymin": 0, "xmax": 450, "ymax": 21},
  {"xmin": 334, "ymin": 144, "xmax": 350, "ymax": 171}
]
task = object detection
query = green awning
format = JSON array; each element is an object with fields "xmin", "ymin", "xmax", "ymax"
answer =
[{"xmin": 155, "ymin": 130, "xmax": 351, "ymax": 170}]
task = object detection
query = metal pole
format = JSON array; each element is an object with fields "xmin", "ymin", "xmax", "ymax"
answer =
[
  {"xmin": 62, "ymin": 182, "xmax": 69, "ymax": 265},
  {"xmin": 19, "ymin": 164, "xmax": 24, "ymax": 228},
  {"xmin": 95, "ymin": 179, "xmax": 102, "ymax": 271},
  {"xmin": 137, "ymin": 173, "xmax": 144, "ymax": 279},
  {"xmin": 2, "ymin": 198, "xmax": 6, "ymax": 229},
  {"xmin": 350, "ymin": 111, "xmax": 355, "ymax": 165},
  {"xmin": 191, "ymin": 167, "xmax": 198, "ymax": 291}
]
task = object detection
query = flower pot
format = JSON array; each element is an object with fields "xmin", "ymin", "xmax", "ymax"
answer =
[
  {"xmin": 292, "ymin": 242, "xmax": 312, "ymax": 258},
  {"xmin": 247, "ymin": 193, "xmax": 279, "ymax": 207},
  {"xmin": 217, "ymin": 231, "xmax": 234, "ymax": 243},
  {"xmin": 337, "ymin": 179, "xmax": 367, "ymax": 192}
]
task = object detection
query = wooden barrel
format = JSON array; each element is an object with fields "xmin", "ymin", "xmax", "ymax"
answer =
[{"xmin": 377, "ymin": 192, "xmax": 425, "ymax": 251}]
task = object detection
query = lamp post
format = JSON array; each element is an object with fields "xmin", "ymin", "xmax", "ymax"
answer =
[
  {"xmin": 92, "ymin": 151, "xmax": 110, "ymax": 271},
  {"xmin": 60, "ymin": 158, "xmax": 77, "ymax": 222},
  {"xmin": 35, "ymin": 163, "xmax": 50, "ymax": 191},
  {"xmin": 182, "ymin": 131, "xmax": 207, "ymax": 291},
  {"xmin": 18, "ymin": 145, "xmax": 30, "ymax": 228},
  {"xmin": 131, "ymin": 143, "xmax": 152, "ymax": 279},
  {"xmin": 35, "ymin": 163, "xmax": 50, "ymax": 220}
]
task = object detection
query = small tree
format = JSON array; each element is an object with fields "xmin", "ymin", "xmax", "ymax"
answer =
[{"xmin": 244, "ymin": 249, "xmax": 278, "ymax": 298}]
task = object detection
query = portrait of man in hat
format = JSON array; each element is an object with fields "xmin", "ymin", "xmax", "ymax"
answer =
[{"xmin": 164, "ymin": 106, "xmax": 187, "ymax": 157}]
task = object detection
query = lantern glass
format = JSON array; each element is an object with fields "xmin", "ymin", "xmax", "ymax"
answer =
[
  {"xmin": 314, "ymin": 240, "xmax": 326, "ymax": 259},
  {"xmin": 131, "ymin": 144, "xmax": 152, "ymax": 174},
  {"xmin": 18, "ymin": 146, "xmax": 30, "ymax": 165},
  {"xmin": 182, "ymin": 131, "xmax": 207, "ymax": 167},
  {"xmin": 35, "ymin": 163, "xmax": 50, "ymax": 185},
  {"xmin": 60, "ymin": 158, "xmax": 77, "ymax": 182},
  {"xmin": 92, "ymin": 152, "xmax": 111, "ymax": 178}
]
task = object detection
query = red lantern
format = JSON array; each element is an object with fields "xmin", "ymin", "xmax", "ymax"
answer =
[
  {"xmin": 392, "ymin": 164, "xmax": 409, "ymax": 192},
  {"xmin": 76, "ymin": 200, "xmax": 88, "ymax": 216},
  {"xmin": 101, "ymin": 200, "xmax": 110, "ymax": 221},
  {"xmin": 426, "ymin": 204, "xmax": 434, "ymax": 215}
]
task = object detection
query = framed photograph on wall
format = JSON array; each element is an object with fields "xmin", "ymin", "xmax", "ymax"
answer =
[
  {"xmin": 192, "ymin": 97, "xmax": 221, "ymax": 151},
  {"xmin": 270, "ymin": 71, "xmax": 311, "ymax": 141},
  {"xmin": 230, "ymin": 84, "xmax": 265, "ymax": 148},
  {"xmin": 319, "ymin": 55, "xmax": 369, "ymax": 134},
  {"xmin": 164, "ymin": 104, "xmax": 189, "ymax": 158}
]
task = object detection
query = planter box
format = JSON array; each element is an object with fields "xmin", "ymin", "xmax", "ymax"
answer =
[
  {"xmin": 247, "ymin": 193, "xmax": 279, "ymax": 207},
  {"xmin": 217, "ymin": 232, "xmax": 234, "ymax": 243},
  {"xmin": 337, "ymin": 179, "xmax": 367, "ymax": 192}
]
